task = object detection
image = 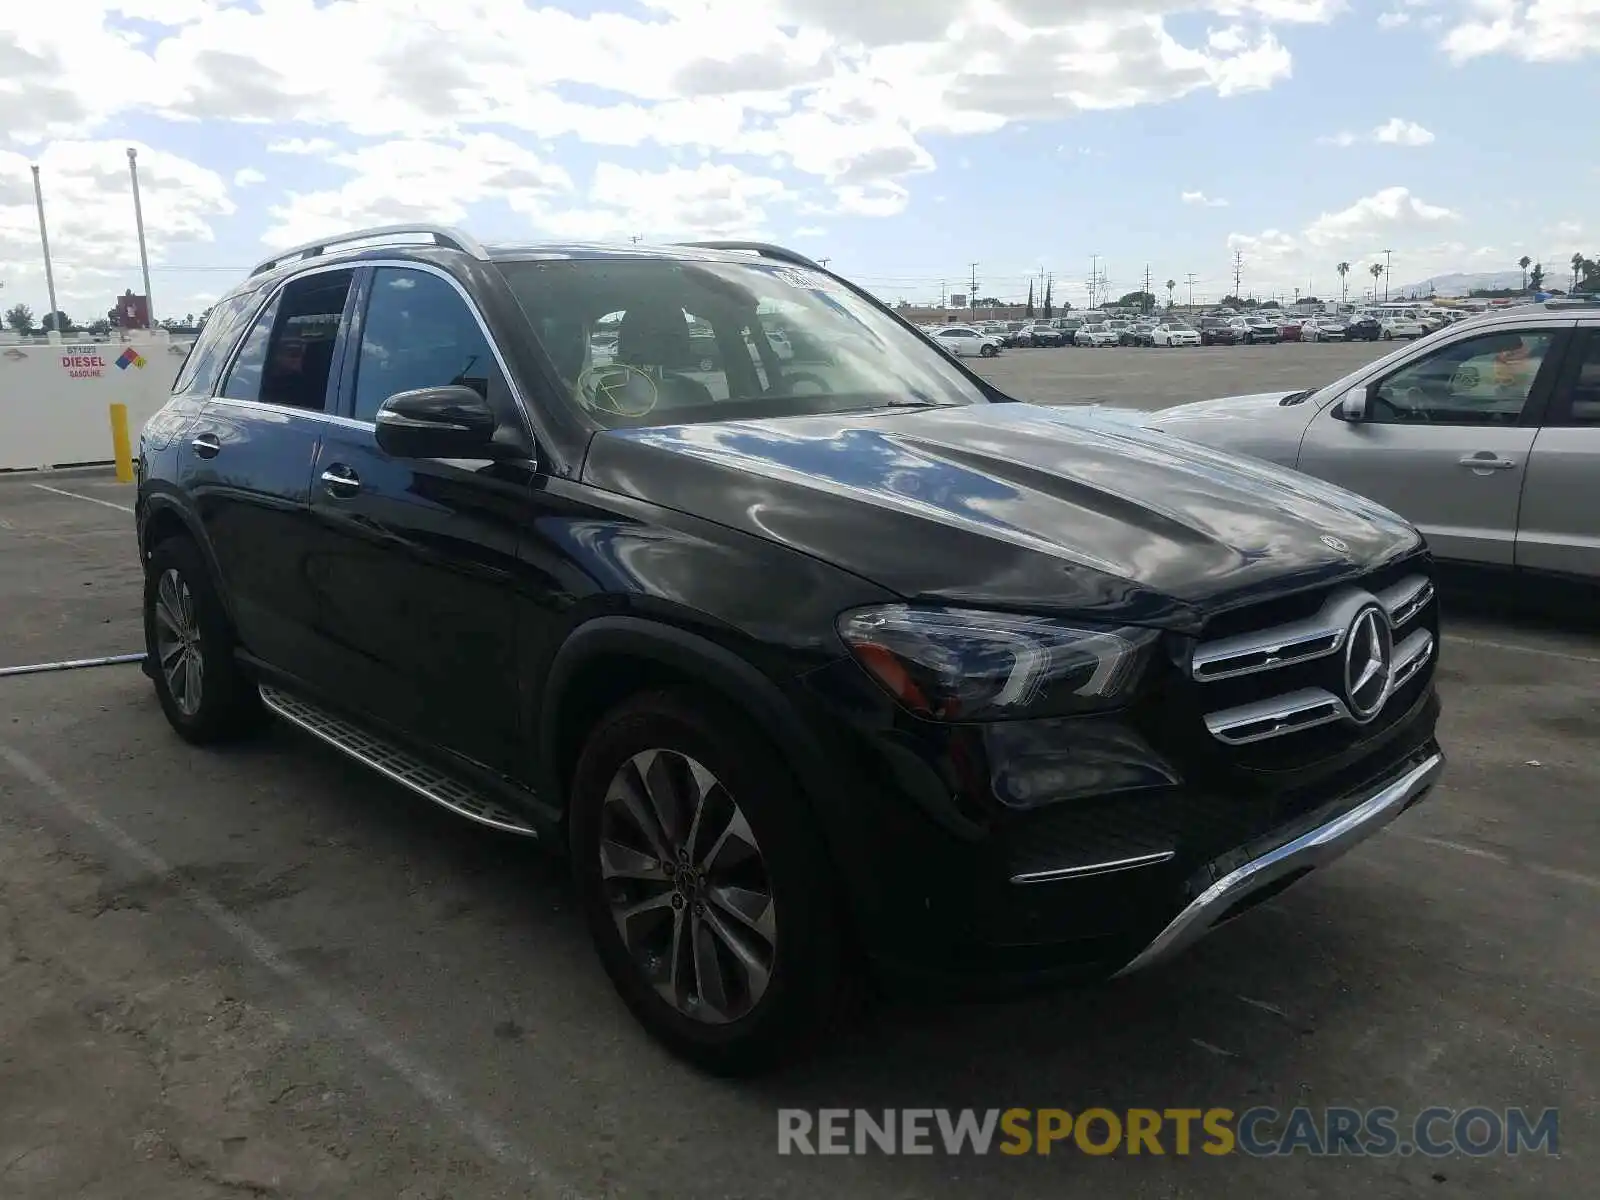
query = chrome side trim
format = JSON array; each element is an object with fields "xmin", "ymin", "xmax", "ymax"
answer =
[
  {"xmin": 1204, "ymin": 687, "xmax": 1348, "ymax": 745},
  {"xmin": 259, "ymin": 684, "xmax": 538, "ymax": 838},
  {"xmin": 1191, "ymin": 587, "xmax": 1371, "ymax": 681},
  {"xmin": 1011, "ymin": 850, "xmax": 1176, "ymax": 886},
  {"xmin": 209, "ymin": 396, "xmax": 375, "ymax": 431},
  {"xmin": 1113, "ymin": 750, "xmax": 1445, "ymax": 978},
  {"xmin": 1392, "ymin": 628, "xmax": 1435, "ymax": 690},
  {"xmin": 1380, "ymin": 576, "xmax": 1434, "ymax": 627}
]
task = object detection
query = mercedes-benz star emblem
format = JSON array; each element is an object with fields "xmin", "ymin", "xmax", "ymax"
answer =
[
  {"xmin": 1320, "ymin": 534, "xmax": 1351, "ymax": 555},
  {"xmin": 1343, "ymin": 605, "xmax": 1394, "ymax": 722}
]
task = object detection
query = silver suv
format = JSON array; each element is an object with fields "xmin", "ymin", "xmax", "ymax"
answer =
[{"xmin": 1147, "ymin": 300, "xmax": 1600, "ymax": 582}]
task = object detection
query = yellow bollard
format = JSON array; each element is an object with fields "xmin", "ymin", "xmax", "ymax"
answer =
[{"xmin": 109, "ymin": 403, "xmax": 135, "ymax": 484}]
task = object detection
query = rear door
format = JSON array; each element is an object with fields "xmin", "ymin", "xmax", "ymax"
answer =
[
  {"xmin": 303, "ymin": 264, "xmax": 531, "ymax": 773},
  {"xmin": 1517, "ymin": 327, "xmax": 1600, "ymax": 580},
  {"xmin": 1297, "ymin": 325, "xmax": 1571, "ymax": 566},
  {"xmin": 182, "ymin": 267, "xmax": 356, "ymax": 673}
]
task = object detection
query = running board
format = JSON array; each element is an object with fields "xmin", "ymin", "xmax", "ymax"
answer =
[{"xmin": 258, "ymin": 684, "xmax": 539, "ymax": 838}]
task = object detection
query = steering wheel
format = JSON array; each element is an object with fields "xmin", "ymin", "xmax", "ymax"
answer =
[
  {"xmin": 577, "ymin": 364, "xmax": 659, "ymax": 418},
  {"xmin": 782, "ymin": 371, "xmax": 831, "ymax": 396}
]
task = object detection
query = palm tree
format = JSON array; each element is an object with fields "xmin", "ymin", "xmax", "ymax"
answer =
[
  {"xmin": 1369, "ymin": 261, "xmax": 1384, "ymax": 300},
  {"xmin": 1336, "ymin": 261, "xmax": 1351, "ymax": 303},
  {"xmin": 1519, "ymin": 255, "xmax": 1532, "ymax": 291},
  {"xmin": 1165, "ymin": 279, "xmax": 1176, "ymax": 308}
]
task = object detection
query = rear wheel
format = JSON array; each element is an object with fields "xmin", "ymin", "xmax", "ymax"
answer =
[
  {"xmin": 569, "ymin": 689, "xmax": 841, "ymax": 1076},
  {"xmin": 980, "ymin": 344, "xmax": 997, "ymax": 357},
  {"xmin": 143, "ymin": 536, "xmax": 264, "ymax": 744}
]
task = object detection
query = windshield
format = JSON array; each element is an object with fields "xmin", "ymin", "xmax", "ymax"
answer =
[{"xmin": 496, "ymin": 257, "xmax": 988, "ymax": 429}]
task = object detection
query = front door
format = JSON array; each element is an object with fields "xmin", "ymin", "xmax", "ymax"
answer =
[
  {"xmin": 182, "ymin": 268, "xmax": 356, "ymax": 672},
  {"xmin": 1297, "ymin": 326, "xmax": 1570, "ymax": 566},
  {"xmin": 303, "ymin": 265, "xmax": 531, "ymax": 774},
  {"xmin": 1518, "ymin": 328, "xmax": 1600, "ymax": 580}
]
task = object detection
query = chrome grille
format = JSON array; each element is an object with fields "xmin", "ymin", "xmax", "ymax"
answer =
[{"xmin": 1193, "ymin": 575, "xmax": 1435, "ymax": 747}]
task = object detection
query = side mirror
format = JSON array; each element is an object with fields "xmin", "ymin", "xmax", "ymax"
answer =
[
  {"xmin": 1335, "ymin": 384, "xmax": 1372, "ymax": 423},
  {"xmin": 374, "ymin": 385, "xmax": 501, "ymax": 459}
]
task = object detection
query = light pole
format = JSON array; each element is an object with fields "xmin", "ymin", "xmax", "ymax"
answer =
[
  {"xmin": 128, "ymin": 148, "xmax": 154, "ymax": 325},
  {"xmin": 31, "ymin": 165, "xmax": 60, "ymax": 330}
]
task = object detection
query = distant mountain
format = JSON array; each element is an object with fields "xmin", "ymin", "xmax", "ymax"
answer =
[{"xmin": 1395, "ymin": 270, "xmax": 1528, "ymax": 297}]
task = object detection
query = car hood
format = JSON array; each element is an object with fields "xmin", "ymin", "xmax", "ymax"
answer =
[
  {"xmin": 1145, "ymin": 391, "xmax": 1322, "ymax": 471},
  {"xmin": 582, "ymin": 403, "xmax": 1421, "ymax": 630}
]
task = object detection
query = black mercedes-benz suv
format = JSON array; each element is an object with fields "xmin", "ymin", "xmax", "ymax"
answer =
[{"xmin": 136, "ymin": 227, "xmax": 1444, "ymax": 1075}]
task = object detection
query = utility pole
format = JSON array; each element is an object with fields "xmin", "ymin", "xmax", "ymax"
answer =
[
  {"xmin": 31, "ymin": 165, "xmax": 60, "ymax": 330},
  {"xmin": 818, "ymin": 258, "xmax": 831, "ymax": 268},
  {"xmin": 1089, "ymin": 255, "xmax": 1100, "ymax": 307},
  {"xmin": 1142, "ymin": 264, "xmax": 1153, "ymax": 314},
  {"xmin": 969, "ymin": 262, "xmax": 979, "ymax": 316},
  {"xmin": 1382, "ymin": 249, "xmax": 1393, "ymax": 302},
  {"xmin": 127, "ymin": 148, "xmax": 154, "ymax": 325},
  {"xmin": 1231, "ymin": 249, "xmax": 1245, "ymax": 301},
  {"xmin": 1185, "ymin": 273, "xmax": 1198, "ymax": 307},
  {"xmin": 939, "ymin": 280, "xmax": 947, "ymax": 308}
]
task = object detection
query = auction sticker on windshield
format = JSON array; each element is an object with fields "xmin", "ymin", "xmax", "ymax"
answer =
[{"xmin": 758, "ymin": 264, "xmax": 845, "ymax": 293}]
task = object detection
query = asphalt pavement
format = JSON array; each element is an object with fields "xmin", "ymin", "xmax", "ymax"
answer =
[{"xmin": 0, "ymin": 346, "xmax": 1594, "ymax": 1198}]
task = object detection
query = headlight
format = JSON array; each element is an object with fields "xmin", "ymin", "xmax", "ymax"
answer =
[{"xmin": 837, "ymin": 605, "xmax": 1159, "ymax": 721}]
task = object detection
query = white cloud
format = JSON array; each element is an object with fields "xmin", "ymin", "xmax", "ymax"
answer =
[
  {"xmin": 1320, "ymin": 118, "xmax": 1434, "ymax": 147},
  {"xmin": 0, "ymin": 139, "xmax": 233, "ymax": 314},
  {"xmin": 1, "ymin": 0, "xmax": 1338, "ymax": 205},
  {"xmin": 1182, "ymin": 190, "xmax": 1229, "ymax": 207},
  {"xmin": 1377, "ymin": 11, "xmax": 1410, "ymax": 27},
  {"xmin": 266, "ymin": 138, "xmax": 338, "ymax": 156},
  {"xmin": 1304, "ymin": 186, "xmax": 1459, "ymax": 247},
  {"xmin": 1374, "ymin": 117, "xmax": 1434, "ymax": 145},
  {"xmin": 263, "ymin": 134, "xmax": 572, "ymax": 247},
  {"xmin": 233, "ymin": 166, "xmax": 265, "ymax": 187},
  {"xmin": 1441, "ymin": 0, "xmax": 1600, "ymax": 62}
]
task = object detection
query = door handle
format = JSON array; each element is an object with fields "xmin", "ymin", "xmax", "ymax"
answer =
[
  {"xmin": 191, "ymin": 434, "xmax": 221, "ymax": 459},
  {"xmin": 320, "ymin": 465, "xmax": 361, "ymax": 497},
  {"xmin": 1457, "ymin": 453, "xmax": 1517, "ymax": 473}
]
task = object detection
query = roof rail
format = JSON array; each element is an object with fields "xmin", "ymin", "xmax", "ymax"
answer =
[
  {"xmin": 1545, "ymin": 294, "xmax": 1600, "ymax": 309},
  {"xmin": 675, "ymin": 241, "xmax": 823, "ymax": 271},
  {"xmin": 249, "ymin": 224, "xmax": 489, "ymax": 278}
]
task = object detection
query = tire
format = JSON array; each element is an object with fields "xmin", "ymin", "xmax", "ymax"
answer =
[
  {"xmin": 143, "ymin": 535, "xmax": 264, "ymax": 744},
  {"xmin": 980, "ymin": 344, "xmax": 997, "ymax": 357},
  {"xmin": 569, "ymin": 688, "xmax": 842, "ymax": 1077}
]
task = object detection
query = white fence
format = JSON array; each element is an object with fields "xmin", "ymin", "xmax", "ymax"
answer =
[{"xmin": 0, "ymin": 332, "xmax": 192, "ymax": 471}]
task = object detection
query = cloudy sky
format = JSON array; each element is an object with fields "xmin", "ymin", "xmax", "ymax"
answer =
[{"xmin": 1, "ymin": 0, "xmax": 1595, "ymax": 321}]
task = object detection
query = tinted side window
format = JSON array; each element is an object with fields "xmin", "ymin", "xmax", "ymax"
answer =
[
  {"xmin": 1371, "ymin": 330, "xmax": 1556, "ymax": 426},
  {"xmin": 1556, "ymin": 333, "xmax": 1600, "ymax": 426},
  {"xmin": 173, "ymin": 290, "xmax": 258, "ymax": 395},
  {"xmin": 353, "ymin": 269, "xmax": 496, "ymax": 422},
  {"xmin": 219, "ymin": 294, "xmax": 280, "ymax": 403},
  {"xmin": 220, "ymin": 269, "xmax": 353, "ymax": 411}
]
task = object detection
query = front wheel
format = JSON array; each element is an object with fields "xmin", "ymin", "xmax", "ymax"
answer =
[
  {"xmin": 569, "ymin": 690, "xmax": 842, "ymax": 1076},
  {"xmin": 980, "ymin": 344, "xmax": 997, "ymax": 357},
  {"xmin": 143, "ymin": 536, "xmax": 264, "ymax": 744}
]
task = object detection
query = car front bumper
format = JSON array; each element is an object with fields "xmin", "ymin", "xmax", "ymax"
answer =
[
  {"xmin": 793, "ymin": 650, "xmax": 1444, "ymax": 989},
  {"xmin": 1114, "ymin": 748, "xmax": 1443, "ymax": 975}
]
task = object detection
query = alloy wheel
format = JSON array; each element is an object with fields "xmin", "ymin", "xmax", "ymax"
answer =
[
  {"xmin": 153, "ymin": 568, "xmax": 203, "ymax": 717},
  {"xmin": 599, "ymin": 748, "xmax": 776, "ymax": 1025}
]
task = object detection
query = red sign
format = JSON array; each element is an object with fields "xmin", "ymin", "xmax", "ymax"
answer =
[{"xmin": 60, "ymin": 347, "xmax": 107, "ymax": 379}]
